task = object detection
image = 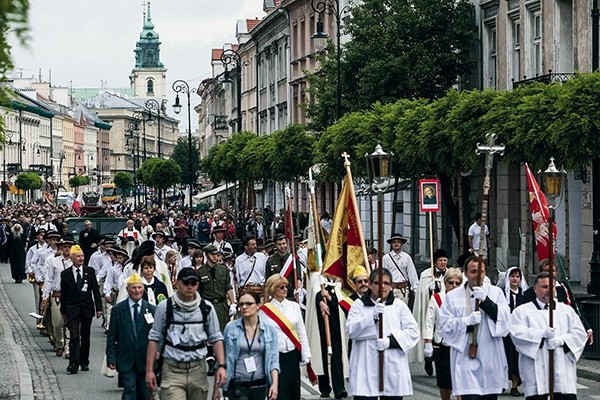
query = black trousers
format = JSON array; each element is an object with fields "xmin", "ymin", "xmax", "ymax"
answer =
[
  {"xmin": 316, "ymin": 292, "xmax": 345, "ymax": 396},
  {"xmin": 121, "ymin": 366, "xmax": 149, "ymax": 400},
  {"xmin": 278, "ymin": 350, "xmax": 301, "ymax": 400},
  {"xmin": 66, "ymin": 310, "xmax": 93, "ymax": 367},
  {"xmin": 462, "ymin": 395, "xmax": 498, "ymax": 400},
  {"xmin": 355, "ymin": 396, "xmax": 403, "ymax": 400},
  {"xmin": 229, "ymin": 385, "xmax": 268, "ymax": 400},
  {"xmin": 527, "ymin": 394, "xmax": 577, "ymax": 400}
]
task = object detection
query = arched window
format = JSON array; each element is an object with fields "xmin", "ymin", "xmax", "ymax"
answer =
[{"xmin": 147, "ymin": 79, "xmax": 154, "ymax": 95}]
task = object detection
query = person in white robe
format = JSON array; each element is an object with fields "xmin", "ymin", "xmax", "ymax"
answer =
[
  {"xmin": 411, "ymin": 248, "xmax": 449, "ymax": 367},
  {"xmin": 346, "ymin": 268, "xmax": 420, "ymax": 399},
  {"xmin": 439, "ymin": 256, "xmax": 510, "ymax": 399},
  {"xmin": 509, "ymin": 272, "xmax": 587, "ymax": 400},
  {"xmin": 117, "ymin": 220, "xmax": 141, "ymax": 258}
]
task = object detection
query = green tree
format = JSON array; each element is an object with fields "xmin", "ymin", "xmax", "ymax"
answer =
[
  {"xmin": 137, "ymin": 158, "xmax": 181, "ymax": 191},
  {"xmin": 307, "ymin": 0, "xmax": 477, "ymax": 130},
  {"xmin": 267, "ymin": 125, "xmax": 315, "ymax": 183},
  {"xmin": 15, "ymin": 171, "xmax": 42, "ymax": 201},
  {"xmin": 170, "ymin": 137, "xmax": 201, "ymax": 187},
  {"xmin": 113, "ymin": 171, "xmax": 133, "ymax": 197}
]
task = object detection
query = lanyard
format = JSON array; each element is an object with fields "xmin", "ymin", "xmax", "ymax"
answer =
[{"xmin": 242, "ymin": 317, "xmax": 260, "ymax": 352}]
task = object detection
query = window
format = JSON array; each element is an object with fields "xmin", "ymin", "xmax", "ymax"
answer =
[
  {"xmin": 147, "ymin": 79, "xmax": 154, "ymax": 96},
  {"xmin": 532, "ymin": 12, "xmax": 542, "ymax": 76},
  {"xmin": 512, "ymin": 19, "xmax": 521, "ymax": 81},
  {"xmin": 485, "ymin": 26, "xmax": 497, "ymax": 89}
]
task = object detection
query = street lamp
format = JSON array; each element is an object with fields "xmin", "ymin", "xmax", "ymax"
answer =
[
  {"xmin": 126, "ymin": 121, "xmax": 140, "ymax": 208},
  {"xmin": 311, "ymin": 0, "xmax": 350, "ymax": 121},
  {"xmin": 539, "ymin": 157, "xmax": 565, "ymax": 400},
  {"xmin": 2, "ymin": 132, "xmax": 15, "ymax": 203},
  {"xmin": 220, "ymin": 48, "xmax": 242, "ymax": 133},
  {"xmin": 58, "ymin": 149, "xmax": 66, "ymax": 188},
  {"xmin": 32, "ymin": 142, "xmax": 42, "ymax": 156},
  {"xmin": 145, "ymin": 98, "xmax": 162, "ymax": 158},
  {"xmin": 365, "ymin": 143, "xmax": 392, "ymax": 392},
  {"xmin": 172, "ymin": 79, "xmax": 196, "ymax": 208}
]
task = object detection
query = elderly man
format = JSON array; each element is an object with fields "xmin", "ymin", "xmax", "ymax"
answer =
[
  {"xmin": 510, "ymin": 272, "xmax": 587, "ymax": 400},
  {"xmin": 107, "ymin": 273, "xmax": 156, "ymax": 400},
  {"xmin": 346, "ymin": 268, "xmax": 420, "ymax": 399},
  {"xmin": 78, "ymin": 219, "xmax": 100, "ymax": 264},
  {"xmin": 118, "ymin": 220, "xmax": 141, "ymax": 257},
  {"xmin": 60, "ymin": 245, "xmax": 103, "ymax": 374}
]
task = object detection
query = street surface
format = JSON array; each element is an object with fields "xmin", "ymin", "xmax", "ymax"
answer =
[{"xmin": 0, "ymin": 263, "xmax": 599, "ymax": 399}]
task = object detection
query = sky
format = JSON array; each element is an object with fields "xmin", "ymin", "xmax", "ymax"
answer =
[{"xmin": 9, "ymin": 0, "xmax": 266, "ymax": 128}]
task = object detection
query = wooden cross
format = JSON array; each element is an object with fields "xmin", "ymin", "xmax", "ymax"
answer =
[{"xmin": 341, "ymin": 152, "xmax": 351, "ymax": 167}]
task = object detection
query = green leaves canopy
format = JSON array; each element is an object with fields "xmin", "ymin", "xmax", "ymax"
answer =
[
  {"xmin": 137, "ymin": 158, "xmax": 182, "ymax": 190},
  {"xmin": 113, "ymin": 171, "xmax": 133, "ymax": 193},
  {"xmin": 15, "ymin": 172, "xmax": 42, "ymax": 190},
  {"xmin": 69, "ymin": 175, "xmax": 90, "ymax": 188},
  {"xmin": 169, "ymin": 137, "xmax": 201, "ymax": 186}
]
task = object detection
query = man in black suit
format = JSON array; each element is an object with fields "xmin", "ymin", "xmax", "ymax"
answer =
[
  {"xmin": 60, "ymin": 244, "xmax": 103, "ymax": 374},
  {"xmin": 79, "ymin": 220, "xmax": 100, "ymax": 265},
  {"xmin": 106, "ymin": 273, "xmax": 156, "ymax": 400}
]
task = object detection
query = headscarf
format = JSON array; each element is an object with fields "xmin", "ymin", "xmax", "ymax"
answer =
[{"xmin": 503, "ymin": 266, "xmax": 528, "ymax": 298}]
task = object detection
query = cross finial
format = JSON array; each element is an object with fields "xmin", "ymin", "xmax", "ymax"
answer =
[{"xmin": 342, "ymin": 152, "xmax": 351, "ymax": 167}]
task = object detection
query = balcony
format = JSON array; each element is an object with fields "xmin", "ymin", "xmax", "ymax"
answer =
[{"xmin": 512, "ymin": 70, "xmax": 576, "ymax": 89}]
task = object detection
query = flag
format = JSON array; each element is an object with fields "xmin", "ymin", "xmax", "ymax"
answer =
[
  {"xmin": 525, "ymin": 163, "xmax": 556, "ymax": 260},
  {"xmin": 306, "ymin": 193, "xmax": 326, "ymax": 273},
  {"xmin": 280, "ymin": 253, "xmax": 295, "ymax": 278},
  {"xmin": 284, "ymin": 198, "xmax": 298, "ymax": 281},
  {"xmin": 322, "ymin": 168, "xmax": 369, "ymax": 292}
]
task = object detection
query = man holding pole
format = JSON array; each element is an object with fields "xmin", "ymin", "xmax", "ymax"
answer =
[
  {"xmin": 346, "ymin": 268, "xmax": 419, "ymax": 400},
  {"xmin": 439, "ymin": 256, "xmax": 510, "ymax": 400},
  {"xmin": 510, "ymin": 272, "xmax": 587, "ymax": 400}
]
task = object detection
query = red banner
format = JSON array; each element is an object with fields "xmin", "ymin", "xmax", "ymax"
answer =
[{"xmin": 525, "ymin": 164, "xmax": 556, "ymax": 260}]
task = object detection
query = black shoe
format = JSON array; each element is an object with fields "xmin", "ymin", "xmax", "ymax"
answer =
[
  {"xmin": 66, "ymin": 364, "xmax": 78, "ymax": 374},
  {"xmin": 80, "ymin": 365, "xmax": 89, "ymax": 371},
  {"xmin": 320, "ymin": 394, "xmax": 331, "ymax": 398},
  {"xmin": 424, "ymin": 359, "xmax": 434, "ymax": 376},
  {"xmin": 334, "ymin": 391, "xmax": 347, "ymax": 399}
]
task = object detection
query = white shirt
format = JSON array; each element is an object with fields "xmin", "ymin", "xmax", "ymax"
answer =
[
  {"xmin": 212, "ymin": 239, "xmax": 233, "ymax": 254},
  {"xmin": 468, "ymin": 221, "xmax": 489, "ymax": 251},
  {"xmin": 154, "ymin": 244, "xmax": 173, "ymax": 262},
  {"xmin": 72, "ymin": 266, "xmax": 84, "ymax": 282},
  {"xmin": 261, "ymin": 298, "xmax": 311, "ymax": 359},
  {"xmin": 235, "ymin": 252, "xmax": 267, "ymax": 287},
  {"xmin": 42, "ymin": 255, "xmax": 72, "ymax": 300},
  {"xmin": 89, "ymin": 249, "xmax": 111, "ymax": 276},
  {"xmin": 382, "ymin": 251, "xmax": 419, "ymax": 291}
]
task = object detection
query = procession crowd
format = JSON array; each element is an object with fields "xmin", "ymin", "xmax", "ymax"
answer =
[{"xmin": 0, "ymin": 200, "xmax": 595, "ymax": 400}]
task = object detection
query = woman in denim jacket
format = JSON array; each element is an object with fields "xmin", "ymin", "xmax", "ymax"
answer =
[{"xmin": 217, "ymin": 291, "xmax": 279, "ymax": 400}]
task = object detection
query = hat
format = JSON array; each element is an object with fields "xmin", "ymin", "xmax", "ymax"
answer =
[
  {"xmin": 212, "ymin": 227, "xmax": 226, "ymax": 234},
  {"xmin": 274, "ymin": 234, "xmax": 286, "ymax": 242},
  {"xmin": 137, "ymin": 240, "xmax": 156, "ymax": 258},
  {"xmin": 294, "ymin": 235, "xmax": 302, "ymax": 241},
  {"xmin": 433, "ymin": 248, "xmax": 449, "ymax": 263},
  {"xmin": 44, "ymin": 230, "xmax": 61, "ymax": 240},
  {"xmin": 97, "ymin": 235, "xmax": 107, "ymax": 244},
  {"xmin": 109, "ymin": 247, "xmax": 129, "ymax": 258},
  {"xmin": 70, "ymin": 245, "xmax": 84, "ymax": 255},
  {"xmin": 151, "ymin": 231, "xmax": 166, "ymax": 239},
  {"xmin": 222, "ymin": 250, "xmax": 234, "ymax": 260},
  {"xmin": 165, "ymin": 235, "xmax": 175, "ymax": 242},
  {"xmin": 264, "ymin": 239, "xmax": 275, "ymax": 248},
  {"xmin": 126, "ymin": 273, "xmax": 143, "ymax": 285},
  {"xmin": 203, "ymin": 244, "xmax": 219, "ymax": 254},
  {"xmin": 36, "ymin": 228, "xmax": 47, "ymax": 236},
  {"xmin": 187, "ymin": 240, "xmax": 201, "ymax": 249},
  {"xmin": 386, "ymin": 233, "xmax": 407, "ymax": 244},
  {"xmin": 352, "ymin": 265, "xmax": 369, "ymax": 280},
  {"xmin": 177, "ymin": 268, "xmax": 199, "ymax": 283},
  {"xmin": 58, "ymin": 238, "xmax": 75, "ymax": 246}
]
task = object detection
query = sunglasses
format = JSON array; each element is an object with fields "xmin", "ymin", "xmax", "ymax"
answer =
[
  {"xmin": 238, "ymin": 302, "xmax": 257, "ymax": 307},
  {"xmin": 355, "ymin": 279, "xmax": 369, "ymax": 284},
  {"xmin": 278, "ymin": 285, "xmax": 288, "ymax": 290},
  {"xmin": 181, "ymin": 280, "xmax": 199, "ymax": 286},
  {"xmin": 373, "ymin": 281, "xmax": 392, "ymax": 286},
  {"xmin": 446, "ymin": 280, "xmax": 462, "ymax": 286}
]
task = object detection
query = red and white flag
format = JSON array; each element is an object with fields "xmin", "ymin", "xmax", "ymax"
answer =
[
  {"xmin": 525, "ymin": 163, "xmax": 556, "ymax": 260},
  {"xmin": 280, "ymin": 253, "xmax": 295, "ymax": 278}
]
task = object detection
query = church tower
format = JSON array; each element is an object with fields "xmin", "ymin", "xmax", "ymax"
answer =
[{"xmin": 129, "ymin": 0, "xmax": 167, "ymax": 98}]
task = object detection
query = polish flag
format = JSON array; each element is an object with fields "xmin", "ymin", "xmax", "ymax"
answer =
[{"xmin": 280, "ymin": 253, "xmax": 295, "ymax": 279}]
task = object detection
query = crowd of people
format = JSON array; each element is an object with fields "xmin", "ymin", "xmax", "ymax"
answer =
[{"xmin": 0, "ymin": 199, "xmax": 595, "ymax": 400}]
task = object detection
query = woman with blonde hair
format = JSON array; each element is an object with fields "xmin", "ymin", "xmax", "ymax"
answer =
[
  {"xmin": 423, "ymin": 267, "xmax": 463, "ymax": 400},
  {"xmin": 260, "ymin": 274, "xmax": 310, "ymax": 400}
]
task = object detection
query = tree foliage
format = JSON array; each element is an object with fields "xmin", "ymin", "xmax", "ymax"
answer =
[
  {"xmin": 113, "ymin": 171, "xmax": 133, "ymax": 194},
  {"xmin": 68, "ymin": 175, "xmax": 90, "ymax": 188},
  {"xmin": 15, "ymin": 171, "xmax": 42, "ymax": 190},
  {"xmin": 307, "ymin": 0, "xmax": 477, "ymax": 130},
  {"xmin": 137, "ymin": 158, "xmax": 181, "ymax": 191},
  {"xmin": 169, "ymin": 137, "xmax": 201, "ymax": 186}
]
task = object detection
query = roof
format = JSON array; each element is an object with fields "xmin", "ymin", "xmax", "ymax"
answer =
[
  {"xmin": 212, "ymin": 48, "xmax": 223, "ymax": 61},
  {"xmin": 70, "ymin": 87, "xmax": 135, "ymax": 102},
  {"xmin": 247, "ymin": 18, "xmax": 261, "ymax": 32}
]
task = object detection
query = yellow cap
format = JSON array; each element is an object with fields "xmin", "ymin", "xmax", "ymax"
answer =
[
  {"xmin": 352, "ymin": 265, "xmax": 369, "ymax": 280},
  {"xmin": 126, "ymin": 273, "xmax": 144, "ymax": 285},
  {"xmin": 70, "ymin": 245, "xmax": 84, "ymax": 255}
]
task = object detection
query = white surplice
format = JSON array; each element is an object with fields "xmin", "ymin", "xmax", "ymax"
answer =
[
  {"xmin": 439, "ymin": 282, "xmax": 510, "ymax": 396},
  {"xmin": 510, "ymin": 301, "xmax": 587, "ymax": 397},
  {"xmin": 346, "ymin": 294, "xmax": 419, "ymax": 397}
]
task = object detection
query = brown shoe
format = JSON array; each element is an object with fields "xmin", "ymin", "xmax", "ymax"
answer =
[
  {"xmin": 55, "ymin": 349, "xmax": 63, "ymax": 357},
  {"xmin": 510, "ymin": 388, "xmax": 522, "ymax": 397}
]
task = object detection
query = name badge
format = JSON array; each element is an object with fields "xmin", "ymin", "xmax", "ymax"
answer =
[
  {"xmin": 270, "ymin": 265, "xmax": 278, "ymax": 271},
  {"xmin": 244, "ymin": 356, "xmax": 257, "ymax": 373},
  {"xmin": 144, "ymin": 313, "xmax": 154, "ymax": 324},
  {"xmin": 81, "ymin": 283, "xmax": 88, "ymax": 292},
  {"xmin": 201, "ymin": 276, "xmax": 210, "ymax": 282}
]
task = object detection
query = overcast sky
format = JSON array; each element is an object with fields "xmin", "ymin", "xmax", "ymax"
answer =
[{"xmin": 9, "ymin": 0, "xmax": 266, "ymax": 128}]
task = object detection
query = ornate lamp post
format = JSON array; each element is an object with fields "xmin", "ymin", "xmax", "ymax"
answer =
[
  {"xmin": 172, "ymin": 79, "xmax": 196, "ymax": 208},
  {"xmin": 2, "ymin": 132, "xmax": 15, "ymax": 203},
  {"xmin": 220, "ymin": 49, "xmax": 242, "ymax": 133},
  {"xmin": 145, "ymin": 99, "xmax": 162, "ymax": 158},
  {"xmin": 311, "ymin": 0, "xmax": 350, "ymax": 120},
  {"xmin": 58, "ymin": 149, "xmax": 66, "ymax": 189},
  {"xmin": 539, "ymin": 157, "xmax": 566, "ymax": 400},
  {"xmin": 365, "ymin": 143, "xmax": 392, "ymax": 391},
  {"xmin": 126, "ymin": 120, "xmax": 141, "ymax": 208}
]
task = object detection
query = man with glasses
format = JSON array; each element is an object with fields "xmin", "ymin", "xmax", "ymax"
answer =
[
  {"xmin": 439, "ymin": 256, "xmax": 510, "ymax": 400},
  {"xmin": 346, "ymin": 268, "xmax": 419, "ymax": 399},
  {"xmin": 413, "ymin": 248, "xmax": 450, "ymax": 374},
  {"xmin": 146, "ymin": 269, "xmax": 226, "ymax": 400}
]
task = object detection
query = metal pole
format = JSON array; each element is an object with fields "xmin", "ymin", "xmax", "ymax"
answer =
[
  {"xmin": 377, "ymin": 190, "xmax": 384, "ymax": 391},
  {"xmin": 187, "ymin": 91, "xmax": 193, "ymax": 208},
  {"xmin": 335, "ymin": 5, "xmax": 341, "ymax": 120},
  {"xmin": 237, "ymin": 67, "xmax": 242, "ymax": 132},
  {"xmin": 589, "ymin": 0, "xmax": 600, "ymax": 296}
]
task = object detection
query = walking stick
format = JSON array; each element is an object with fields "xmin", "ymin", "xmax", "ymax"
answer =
[{"xmin": 320, "ymin": 284, "xmax": 333, "ymax": 355}]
